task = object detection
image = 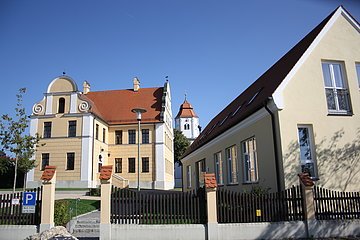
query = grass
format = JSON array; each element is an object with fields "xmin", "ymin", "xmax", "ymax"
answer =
[{"xmin": 54, "ymin": 198, "xmax": 100, "ymax": 226}]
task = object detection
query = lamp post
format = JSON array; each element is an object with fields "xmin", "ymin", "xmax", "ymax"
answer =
[{"xmin": 131, "ymin": 108, "xmax": 147, "ymax": 191}]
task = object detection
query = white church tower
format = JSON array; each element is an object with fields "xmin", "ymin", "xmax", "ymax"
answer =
[{"xmin": 175, "ymin": 97, "xmax": 200, "ymax": 143}]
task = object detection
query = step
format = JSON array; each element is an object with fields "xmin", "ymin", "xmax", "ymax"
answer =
[
  {"xmin": 75, "ymin": 224, "xmax": 99, "ymax": 228},
  {"xmin": 76, "ymin": 219, "xmax": 100, "ymax": 224},
  {"xmin": 72, "ymin": 227, "xmax": 100, "ymax": 234}
]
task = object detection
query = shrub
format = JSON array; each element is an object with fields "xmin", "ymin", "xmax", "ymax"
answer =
[
  {"xmin": 88, "ymin": 188, "xmax": 101, "ymax": 196},
  {"xmin": 54, "ymin": 200, "xmax": 70, "ymax": 226}
]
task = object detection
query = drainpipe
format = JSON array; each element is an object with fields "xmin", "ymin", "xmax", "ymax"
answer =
[{"xmin": 264, "ymin": 100, "xmax": 282, "ymax": 192}]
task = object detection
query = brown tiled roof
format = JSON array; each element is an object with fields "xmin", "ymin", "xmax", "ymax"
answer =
[
  {"xmin": 204, "ymin": 173, "xmax": 217, "ymax": 189},
  {"xmin": 175, "ymin": 100, "xmax": 198, "ymax": 118},
  {"xmin": 99, "ymin": 165, "xmax": 113, "ymax": 180},
  {"xmin": 41, "ymin": 166, "xmax": 56, "ymax": 181},
  {"xmin": 83, "ymin": 87, "xmax": 164, "ymax": 125},
  {"xmin": 183, "ymin": 7, "xmax": 339, "ymax": 158}
]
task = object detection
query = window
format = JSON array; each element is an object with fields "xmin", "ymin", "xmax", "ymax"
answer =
[
  {"xmin": 95, "ymin": 124, "xmax": 99, "ymax": 140},
  {"xmin": 115, "ymin": 130, "xmax": 122, "ymax": 145},
  {"xmin": 142, "ymin": 129, "xmax": 149, "ymax": 144},
  {"xmin": 68, "ymin": 121, "xmax": 76, "ymax": 137},
  {"xmin": 41, "ymin": 153, "xmax": 49, "ymax": 171},
  {"xmin": 225, "ymin": 145, "xmax": 238, "ymax": 184},
  {"xmin": 102, "ymin": 128, "xmax": 106, "ymax": 143},
  {"xmin": 214, "ymin": 152, "xmax": 224, "ymax": 185},
  {"xmin": 58, "ymin": 98, "xmax": 65, "ymax": 113},
  {"xmin": 184, "ymin": 123, "xmax": 190, "ymax": 130},
  {"xmin": 128, "ymin": 158, "xmax": 135, "ymax": 173},
  {"xmin": 43, "ymin": 122, "xmax": 52, "ymax": 138},
  {"xmin": 242, "ymin": 137, "xmax": 259, "ymax": 183},
  {"xmin": 66, "ymin": 152, "xmax": 75, "ymax": 170},
  {"xmin": 186, "ymin": 165, "xmax": 192, "ymax": 188},
  {"xmin": 128, "ymin": 130, "xmax": 136, "ymax": 144},
  {"xmin": 142, "ymin": 157, "xmax": 149, "ymax": 172},
  {"xmin": 98, "ymin": 154, "xmax": 103, "ymax": 172},
  {"xmin": 356, "ymin": 64, "xmax": 360, "ymax": 88},
  {"xmin": 196, "ymin": 159, "xmax": 206, "ymax": 188},
  {"xmin": 115, "ymin": 158, "xmax": 122, "ymax": 173},
  {"xmin": 322, "ymin": 62, "xmax": 351, "ymax": 114},
  {"xmin": 298, "ymin": 126, "xmax": 318, "ymax": 179}
]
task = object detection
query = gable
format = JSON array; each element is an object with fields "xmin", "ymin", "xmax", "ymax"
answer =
[
  {"xmin": 183, "ymin": 6, "xmax": 359, "ymax": 159},
  {"xmin": 47, "ymin": 76, "xmax": 78, "ymax": 93}
]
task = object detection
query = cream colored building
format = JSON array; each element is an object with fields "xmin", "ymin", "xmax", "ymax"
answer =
[
  {"xmin": 27, "ymin": 76, "xmax": 174, "ymax": 189},
  {"xmin": 182, "ymin": 6, "xmax": 360, "ymax": 193}
]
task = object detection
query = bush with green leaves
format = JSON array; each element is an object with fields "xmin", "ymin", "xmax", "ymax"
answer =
[{"xmin": 54, "ymin": 200, "xmax": 70, "ymax": 226}]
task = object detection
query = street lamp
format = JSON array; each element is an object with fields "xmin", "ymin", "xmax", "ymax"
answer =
[{"xmin": 131, "ymin": 108, "xmax": 147, "ymax": 191}]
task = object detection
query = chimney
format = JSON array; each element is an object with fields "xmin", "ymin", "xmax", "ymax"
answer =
[
  {"xmin": 83, "ymin": 81, "xmax": 90, "ymax": 94},
  {"xmin": 133, "ymin": 77, "xmax": 140, "ymax": 92}
]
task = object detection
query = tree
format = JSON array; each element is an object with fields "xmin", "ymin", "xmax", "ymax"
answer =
[
  {"xmin": 0, "ymin": 88, "xmax": 40, "ymax": 193},
  {"xmin": 174, "ymin": 129, "xmax": 190, "ymax": 166}
]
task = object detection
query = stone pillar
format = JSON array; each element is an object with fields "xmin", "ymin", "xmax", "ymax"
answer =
[
  {"xmin": 40, "ymin": 166, "xmax": 56, "ymax": 233},
  {"xmin": 99, "ymin": 165, "xmax": 113, "ymax": 240},
  {"xmin": 298, "ymin": 173, "xmax": 316, "ymax": 238},
  {"xmin": 204, "ymin": 173, "xmax": 218, "ymax": 240}
]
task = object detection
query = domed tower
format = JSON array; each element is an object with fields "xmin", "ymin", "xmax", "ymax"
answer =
[{"xmin": 175, "ymin": 97, "xmax": 200, "ymax": 143}]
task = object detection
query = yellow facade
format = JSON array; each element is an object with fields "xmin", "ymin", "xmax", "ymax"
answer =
[
  {"xmin": 27, "ymin": 76, "xmax": 174, "ymax": 189},
  {"xmin": 182, "ymin": 7, "xmax": 360, "ymax": 193}
]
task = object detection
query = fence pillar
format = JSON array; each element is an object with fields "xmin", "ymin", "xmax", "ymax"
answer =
[
  {"xmin": 204, "ymin": 173, "xmax": 218, "ymax": 240},
  {"xmin": 298, "ymin": 173, "xmax": 315, "ymax": 238},
  {"xmin": 39, "ymin": 166, "xmax": 56, "ymax": 233},
  {"xmin": 99, "ymin": 165, "xmax": 113, "ymax": 240}
]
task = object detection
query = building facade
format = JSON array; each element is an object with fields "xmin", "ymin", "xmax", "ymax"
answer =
[
  {"xmin": 27, "ymin": 76, "xmax": 174, "ymax": 189},
  {"xmin": 181, "ymin": 6, "xmax": 360, "ymax": 193}
]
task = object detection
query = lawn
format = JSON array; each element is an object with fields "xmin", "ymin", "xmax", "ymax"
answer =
[{"xmin": 54, "ymin": 199, "xmax": 100, "ymax": 226}]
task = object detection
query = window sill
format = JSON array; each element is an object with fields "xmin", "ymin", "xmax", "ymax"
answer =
[
  {"xmin": 243, "ymin": 181, "xmax": 259, "ymax": 185},
  {"xmin": 327, "ymin": 112, "xmax": 353, "ymax": 117},
  {"xmin": 226, "ymin": 183, "xmax": 239, "ymax": 186}
]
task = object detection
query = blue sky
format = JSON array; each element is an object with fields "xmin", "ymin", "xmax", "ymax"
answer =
[{"xmin": 1, "ymin": 0, "xmax": 359, "ymax": 129}]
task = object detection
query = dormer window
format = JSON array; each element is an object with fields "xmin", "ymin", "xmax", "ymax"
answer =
[{"xmin": 58, "ymin": 98, "xmax": 65, "ymax": 113}]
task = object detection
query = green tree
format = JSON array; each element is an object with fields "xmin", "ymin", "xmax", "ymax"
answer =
[
  {"xmin": 0, "ymin": 88, "xmax": 40, "ymax": 193},
  {"xmin": 174, "ymin": 129, "xmax": 190, "ymax": 165}
]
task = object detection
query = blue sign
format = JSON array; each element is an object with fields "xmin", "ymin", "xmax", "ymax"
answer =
[{"xmin": 23, "ymin": 192, "xmax": 36, "ymax": 206}]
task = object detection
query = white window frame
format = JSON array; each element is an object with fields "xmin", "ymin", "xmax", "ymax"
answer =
[
  {"xmin": 241, "ymin": 137, "xmax": 259, "ymax": 183},
  {"xmin": 214, "ymin": 151, "xmax": 224, "ymax": 185},
  {"xmin": 356, "ymin": 63, "xmax": 360, "ymax": 88},
  {"xmin": 322, "ymin": 61, "xmax": 351, "ymax": 114},
  {"xmin": 225, "ymin": 145, "xmax": 238, "ymax": 184},
  {"xmin": 186, "ymin": 165, "xmax": 192, "ymax": 189},
  {"xmin": 297, "ymin": 125, "xmax": 318, "ymax": 179}
]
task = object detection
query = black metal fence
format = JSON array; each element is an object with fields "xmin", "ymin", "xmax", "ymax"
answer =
[
  {"xmin": 0, "ymin": 187, "xmax": 42, "ymax": 225},
  {"xmin": 217, "ymin": 185, "xmax": 304, "ymax": 223},
  {"xmin": 314, "ymin": 186, "xmax": 360, "ymax": 220},
  {"xmin": 111, "ymin": 187, "xmax": 207, "ymax": 224}
]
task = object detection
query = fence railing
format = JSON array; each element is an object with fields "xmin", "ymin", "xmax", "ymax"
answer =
[
  {"xmin": 217, "ymin": 185, "xmax": 304, "ymax": 223},
  {"xmin": 0, "ymin": 187, "xmax": 42, "ymax": 225},
  {"xmin": 111, "ymin": 187, "xmax": 207, "ymax": 224},
  {"xmin": 314, "ymin": 186, "xmax": 360, "ymax": 220}
]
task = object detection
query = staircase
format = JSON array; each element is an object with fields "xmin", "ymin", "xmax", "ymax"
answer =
[{"xmin": 70, "ymin": 210, "xmax": 100, "ymax": 239}]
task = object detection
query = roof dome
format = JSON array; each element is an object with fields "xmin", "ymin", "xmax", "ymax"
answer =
[{"xmin": 175, "ymin": 99, "xmax": 198, "ymax": 118}]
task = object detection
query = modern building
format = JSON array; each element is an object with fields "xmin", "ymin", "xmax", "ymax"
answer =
[
  {"xmin": 27, "ymin": 76, "xmax": 174, "ymax": 190},
  {"xmin": 174, "ymin": 98, "xmax": 201, "ymax": 188},
  {"xmin": 181, "ymin": 6, "xmax": 360, "ymax": 193}
]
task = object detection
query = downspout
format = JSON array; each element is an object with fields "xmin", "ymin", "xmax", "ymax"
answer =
[
  {"xmin": 91, "ymin": 117, "xmax": 95, "ymax": 187},
  {"xmin": 264, "ymin": 100, "xmax": 282, "ymax": 192}
]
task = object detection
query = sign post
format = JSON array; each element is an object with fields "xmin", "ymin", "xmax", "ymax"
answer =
[{"xmin": 22, "ymin": 192, "xmax": 36, "ymax": 213}]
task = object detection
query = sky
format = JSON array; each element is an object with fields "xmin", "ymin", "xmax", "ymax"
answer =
[{"xmin": 1, "ymin": 0, "xmax": 359, "ymax": 130}]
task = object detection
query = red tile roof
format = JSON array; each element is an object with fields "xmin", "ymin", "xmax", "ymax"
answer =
[
  {"xmin": 41, "ymin": 166, "xmax": 56, "ymax": 181},
  {"xmin": 183, "ymin": 7, "xmax": 340, "ymax": 158},
  {"xmin": 99, "ymin": 165, "xmax": 113, "ymax": 180},
  {"xmin": 204, "ymin": 173, "xmax": 217, "ymax": 189},
  {"xmin": 175, "ymin": 100, "xmax": 198, "ymax": 118},
  {"xmin": 83, "ymin": 87, "xmax": 164, "ymax": 125}
]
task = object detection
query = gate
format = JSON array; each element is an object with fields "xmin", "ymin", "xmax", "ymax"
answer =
[
  {"xmin": 111, "ymin": 187, "xmax": 207, "ymax": 224},
  {"xmin": 0, "ymin": 187, "xmax": 42, "ymax": 225}
]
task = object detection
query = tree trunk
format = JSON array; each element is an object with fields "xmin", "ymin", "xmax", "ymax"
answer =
[{"xmin": 11, "ymin": 156, "xmax": 18, "ymax": 214}]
